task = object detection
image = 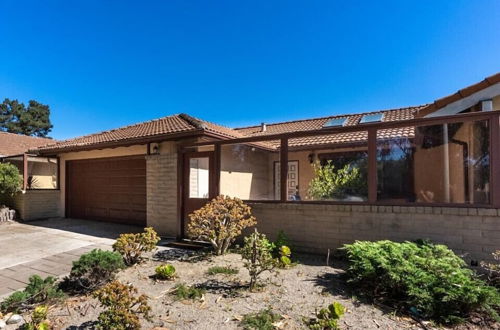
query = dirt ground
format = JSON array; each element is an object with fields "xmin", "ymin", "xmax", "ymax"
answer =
[{"xmin": 38, "ymin": 250, "xmax": 432, "ymax": 330}]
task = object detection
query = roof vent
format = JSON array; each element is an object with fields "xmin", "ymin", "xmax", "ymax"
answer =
[
  {"xmin": 261, "ymin": 122, "xmax": 267, "ymax": 132},
  {"xmin": 481, "ymin": 100, "xmax": 493, "ymax": 112}
]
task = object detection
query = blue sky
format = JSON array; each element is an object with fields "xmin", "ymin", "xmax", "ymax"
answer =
[{"xmin": 0, "ymin": 1, "xmax": 499, "ymax": 140}]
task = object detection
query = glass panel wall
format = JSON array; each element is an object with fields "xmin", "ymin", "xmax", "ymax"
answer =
[
  {"xmin": 377, "ymin": 120, "xmax": 490, "ymax": 204},
  {"xmin": 220, "ymin": 140, "xmax": 280, "ymax": 200},
  {"xmin": 287, "ymin": 132, "xmax": 368, "ymax": 202}
]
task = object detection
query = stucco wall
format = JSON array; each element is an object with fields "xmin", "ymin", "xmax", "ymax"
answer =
[{"xmin": 248, "ymin": 202, "xmax": 500, "ymax": 262}]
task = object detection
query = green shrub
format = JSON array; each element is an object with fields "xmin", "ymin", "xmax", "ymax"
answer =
[
  {"xmin": 241, "ymin": 229, "xmax": 275, "ymax": 291},
  {"xmin": 206, "ymin": 266, "xmax": 239, "ymax": 276},
  {"xmin": 93, "ymin": 281, "xmax": 151, "ymax": 330},
  {"xmin": 67, "ymin": 249, "xmax": 124, "ymax": 292},
  {"xmin": 22, "ymin": 305, "xmax": 50, "ymax": 330},
  {"xmin": 187, "ymin": 195, "xmax": 257, "ymax": 255},
  {"xmin": 0, "ymin": 162, "xmax": 22, "ymax": 195},
  {"xmin": 1, "ymin": 275, "xmax": 64, "ymax": 313},
  {"xmin": 241, "ymin": 308, "xmax": 282, "ymax": 330},
  {"xmin": 171, "ymin": 284, "xmax": 205, "ymax": 301},
  {"xmin": 155, "ymin": 264, "xmax": 176, "ymax": 280},
  {"xmin": 343, "ymin": 240, "xmax": 500, "ymax": 324},
  {"xmin": 112, "ymin": 227, "xmax": 160, "ymax": 266},
  {"xmin": 305, "ymin": 302, "xmax": 345, "ymax": 330}
]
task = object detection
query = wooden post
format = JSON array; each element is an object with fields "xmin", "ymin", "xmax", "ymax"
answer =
[
  {"xmin": 491, "ymin": 115, "xmax": 500, "ymax": 208},
  {"xmin": 23, "ymin": 153, "xmax": 28, "ymax": 191},
  {"xmin": 280, "ymin": 138, "xmax": 288, "ymax": 202},
  {"xmin": 368, "ymin": 128, "xmax": 377, "ymax": 203}
]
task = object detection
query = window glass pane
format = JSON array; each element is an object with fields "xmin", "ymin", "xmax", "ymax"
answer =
[
  {"xmin": 2, "ymin": 156, "xmax": 24, "ymax": 183},
  {"xmin": 189, "ymin": 157, "xmax": 209, "ymax": 198},
  {"xmin": 220, "ymin": 140, "xmax": 279, "ymax": 200},
  {"xmin": 377, "ymin": 120, "xmax": 490, "ymax": 204},
  {"xmin": 288, "ymin": 132, "xmax": 368, "ymax": 201},
  {"xmin": 27, "ymin": 156, "xmax": 58, "ymax": 189}
]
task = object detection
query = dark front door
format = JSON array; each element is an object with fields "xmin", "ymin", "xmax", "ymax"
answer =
[{"xmin": 182, "ymin": 151, "xmax": 216, "ymax": 237}]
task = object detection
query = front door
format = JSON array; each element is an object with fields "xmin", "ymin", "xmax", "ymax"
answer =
[{"xmin": 182, "ymin": 151, "xmax": 216, "ymax": 237}]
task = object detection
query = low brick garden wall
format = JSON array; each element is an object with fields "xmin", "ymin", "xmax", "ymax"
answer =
[{"xmin": 248, "ymin": 203, "xmax": 500, "ymax": 263}]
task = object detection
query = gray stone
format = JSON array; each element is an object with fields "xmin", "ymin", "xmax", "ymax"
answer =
[
  {"xmin": 0, "ymin": 320, "xmax": 6, "ymax": 329},
  {"xmin": 6, "ymin": 314, "xmax": 23, "ymax": 324}
]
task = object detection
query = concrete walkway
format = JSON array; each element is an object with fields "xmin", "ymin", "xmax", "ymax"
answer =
[{"xmin": 0, "ymin": 218, "xmax": 142, "ymax": 298}]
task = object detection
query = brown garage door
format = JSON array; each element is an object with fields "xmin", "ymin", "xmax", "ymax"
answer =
[{"xmin": 66, "ymin": 156, "xmax": 146, "ymax": 225}]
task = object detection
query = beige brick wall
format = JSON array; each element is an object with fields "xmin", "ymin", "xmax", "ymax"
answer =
[
  {"xmin": 146, "ymin": 154, "xmax": 178, "ymax": 237},
  {"xmin": 10, "ymin": 190, "xmax": 61, "ymax": 221},
  {"xmin": 248, "ymin": 203, "xmax": 500, "ymax": 263}
]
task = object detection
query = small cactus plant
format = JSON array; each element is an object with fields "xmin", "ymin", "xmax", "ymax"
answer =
[
  {"xmin": 306, "ymin": 302, "xmax": 345, "ymax": 329},
  {"xmin": 155, "ymin": 264, "xmax": 176, "ymax": 280}
]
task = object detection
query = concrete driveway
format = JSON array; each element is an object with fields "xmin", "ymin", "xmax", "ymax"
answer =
[{"xmin": 0, "ymin": 218, "xmax": 142, "ymax": 298}]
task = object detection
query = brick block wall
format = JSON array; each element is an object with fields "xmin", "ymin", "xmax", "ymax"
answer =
[
  {"xmin": 8, "ymin": 190, "xmax": 61, "ymax": 221},
  {"xmin": 146, "ymin": 154, "xmax": 178, "ymax": 237},
  {"xmin": 248, "ymin": 203, "xmax": 500, "ymax": 262}
]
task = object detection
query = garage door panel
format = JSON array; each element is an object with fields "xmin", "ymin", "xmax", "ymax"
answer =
[{"xmin": 67, "ymin": 156, "xmax": 147, "ymax": 226}]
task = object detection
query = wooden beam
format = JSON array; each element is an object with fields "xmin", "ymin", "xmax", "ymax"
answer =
[
  {"xmin": 280, "ymin": 138, "xmax": 288, "ymax": 202},
  {"xmin": 23, "ymin": 153, "xmax": 28, "ymax": 190},
  {"xmin": 367, "ymin": 128, "xmax": 377, "ymax": 203}
]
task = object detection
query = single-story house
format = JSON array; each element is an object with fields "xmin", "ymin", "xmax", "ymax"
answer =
[{"xmin": 2, "ymin": 72, "xmax": 500, "ymax": 262}]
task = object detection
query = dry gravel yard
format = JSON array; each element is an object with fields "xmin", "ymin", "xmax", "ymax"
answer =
[{"xmin": 33, "ymin": 250, "xmax": 431, "ymax": 330}]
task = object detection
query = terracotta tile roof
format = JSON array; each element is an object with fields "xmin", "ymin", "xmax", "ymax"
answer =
[
  {"xmin": 35, "ymin": 113, "xmax": 244, "ymax": 153},
  {"xmin": 0, "ymin": 131, "xmax": 54, "ymax": 157},
  {"xmin": 417, "ymin": 72, "xmax": 500, "ymax": 117},
  {"xmin": 236, "ymin": 106, "xmax": 425, "ymax": 149}
]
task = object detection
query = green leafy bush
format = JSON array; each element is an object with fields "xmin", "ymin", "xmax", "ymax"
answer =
[
  {"xmin": 308, "ymin": 161, "xmax": 365, "ymax": 200},
  {"xmin": 1, "ymin": 275, "xmax": 64, "ymax": 313},
  {"xmin": 0, "ymin": 162, "xmax": 22, "ymax": 195},
  {"xmin": 241, "ymin": 229, "xmax": 275, "ymax": 291},
  {"xmin": 66, "ymin": 249, "xmax": 124, "ymax": 292},
  {"xmin": 93, "ymin": 281, "xmax": 151, "ymax": 330},
  {"xmin": 343, "ymin": 240, "xmax": 500, "ymax": 324},
  {"xmin": 187, "ymin": 195, "xmax": 257, "ymax": 255},
  {"xmin": 171, "ymin": 283, "xmax": 205, "ymax": 301},
  {"xmin": 305, "ymin": 302, "xmax": 345, "ymax": 330},
  {"xmin": 112, "ymin": 227, "xmax": 160, "ymax": 265},
  {"xmin": 22, "ymin": 305, "xmax": 50, "ymax": 330},
  {"xmin": 241, "ymin": 308, "xmax": 282, "ymax": 330},
  {"xmin": 207, "ymin": 266, "xmax": 239, "ymax": 275},
  {"xmin": 155, "ymin": 264, "xmax": 176, "ymax": 280}
]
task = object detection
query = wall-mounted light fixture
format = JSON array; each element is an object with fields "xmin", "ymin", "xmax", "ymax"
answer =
[{"xmin": 308, "ymin": 152, "xmax": 316, "ymax": 164}]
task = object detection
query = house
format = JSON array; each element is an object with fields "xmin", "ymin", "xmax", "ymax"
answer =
[
  {"xmin": 4, "ymin": 72, "xmax": 500, "ymax": 262},
  {"xmin": 0, "ymin": 131, "xmax": 53, "ymax": 157}
]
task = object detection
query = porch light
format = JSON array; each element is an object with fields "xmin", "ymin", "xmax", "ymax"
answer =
[{"xmin": 308, "ymin": 152, "xmax": 316, "ymax": 163}]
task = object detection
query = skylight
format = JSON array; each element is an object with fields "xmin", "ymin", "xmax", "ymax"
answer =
[
  {"xmin": 323, "ymin": 118, "xmax": 347, "ymax": 128},
  {"xmin": 360, "ymin": 113, "xmax": 383, "ymax": 124}
]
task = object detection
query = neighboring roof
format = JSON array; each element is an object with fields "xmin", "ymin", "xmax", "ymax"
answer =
[
  {"xmin": 417, "ymin": 72, "xmax": 500, "ymax": 117},
  {"xmin": 0, "ymin": 131, "xmax": 54, "ymax": 157},
  {"xmin": 35, "ymin": 113, "xmax": 245, "ymax": 153}
]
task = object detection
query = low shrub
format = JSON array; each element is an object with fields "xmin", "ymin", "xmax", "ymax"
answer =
[
  {"xmin": 241, "ymin": 229, "xmax": 275, "ymax": 291},
  {"xmin": 155, "ymin": 264, "xmax": 176, "ymax": 280},
  {"xmin": 187, "ymin": 195, "xmax": 257, "ymax": 255},
  {"xmin": 1, "ymin": 275, "xmax": 64, "ymax": 313},
  {"xmin": 66, "ymin": 249, "xmax": 125, "ymax": 292},
  {"xmin": 241, "ymin": 308, "xmax": 282, "ymax": 330},
  {"xmin": 206, "ymin": 266, "xmax": 239, "ymax": 276},
  {"xmin": 93, "ymin": 281, "xmax": 151, "ymax": 330},
  {"xmin": 343, "ymin": 240, "xmax": 500, "ymax": 324},
  {"xmin": 171, "ymin": 284, "xmax": 205, "ymax": 301},
  {"xmin": 22, "ymin": 305, "xmax": 50, "ymax": 330},
  {"xmin": 305, "ymin": 302, "xmax": 345, "ymax": 330},
  {"xmin": 0, "ymin": 162, "xmax": 22, "ymax": 195},
  {"xmin": 113, "ymin": 227, "xmax": 160, "ymax": 266}
]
